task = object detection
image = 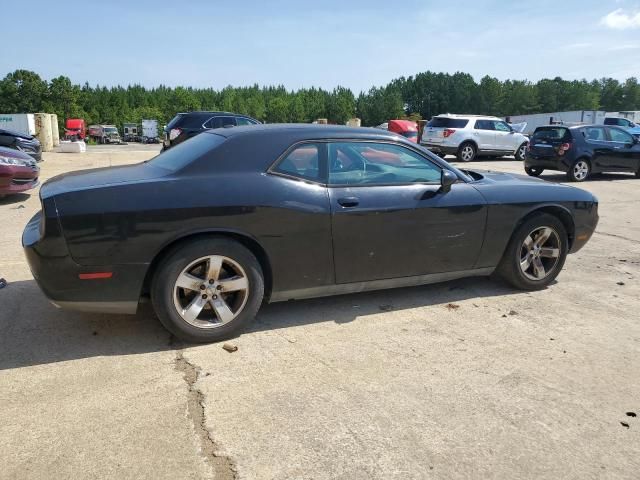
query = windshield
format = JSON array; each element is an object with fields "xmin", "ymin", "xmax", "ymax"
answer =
[
  {"xmin": 166, "ymin": 114, "xmax": 185, "ymax": 131},
  {"xmin": 147, "ymin": 132, "xmax": 226, "ymax": 171},
  {"xmin": 105, "ymin": 127, "xmax": 118, "ymax": 134},
  {"xmin": 532, "ymin": 127, "xmax": 569, "ymax": 142},
  {"xmin": 427, "ymin": 117, "xmax": 469, "ymax": 128}
]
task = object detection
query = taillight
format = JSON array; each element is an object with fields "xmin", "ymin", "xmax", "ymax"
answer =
[
  {"xmin": 557, "ymin": 142, "xmax": 572, "ymax": 155},
  {"xmin": 169, "ymin": 128, "xmax": 182, "ymax": 141},
  {"xmin": 443, "ymin": 128, "xmax": 456, "ymax": 138}
]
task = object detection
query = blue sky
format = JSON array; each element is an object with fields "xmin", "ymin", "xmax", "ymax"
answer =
[{"xmin": 1, "ymin": 0, "xmax": 639, "ymax": 92}]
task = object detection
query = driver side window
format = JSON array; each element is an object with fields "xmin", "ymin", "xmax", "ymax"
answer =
[{"xmin": 328, "ymin": 142, "xmax": 441, "ymax": 186}]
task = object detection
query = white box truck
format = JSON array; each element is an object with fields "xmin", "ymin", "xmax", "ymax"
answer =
[
  {"xmin": 0, "ymin": 113, "xmax": 36, "ymax": 135},
  {"xmin": 141, "ymin": 119, "xmax": 160, "ymax": 143},
  {"xmin": 505, "ymin": 111, "xmax": 606, "ymax": 136}
]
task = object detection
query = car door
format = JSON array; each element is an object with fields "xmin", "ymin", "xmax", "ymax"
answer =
[
  {"xmin": 326, "ymin": 140, "xmax": 487, "ymax": 284},
  {"xmin": 493, "ymin": 120, "xmax": 516, "ymax": 152},
  {"xmin": 583, "ymin": 126, "xmax": 613, "ymax": 170},
  {"xmin": 605, "ymin": 127, "xmax": 640, "ymax": 172},
  {"xmin": 473, "ymin": 120, "xmax": 496, "ymax": 152}
]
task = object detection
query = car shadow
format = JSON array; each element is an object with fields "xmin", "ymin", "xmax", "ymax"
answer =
[
  {"xmin": 0, "ymin": 274, "xmax": 523, "ymax": 370},
  {"xmin": 0, "ymin": 193, "xmax": 31, "ymax": 206},
  {"xmin": 541, "ymin": 172, "xmax": 638, "ymax": 183}
]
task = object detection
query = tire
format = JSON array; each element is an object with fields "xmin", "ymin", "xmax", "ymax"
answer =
[
  {"xmin": 496, "ymin": 213, "xmax": 568, "ymax": 291},
  {"xmin": 566, "ymin": 158, "xmax": 591, "ymax": 182},
  {"xmin": 524, "ymin": 166, "xmax": 544, "ymax": 177},
  {"xmin": 151, "ymin": 237, "xmax": 264, "ymax": 343},
  {"xmin": 515, "ymin": 143, "xmax": 528, "ymax": 161},
  {"xmin": 436, "ymin": 152, "xmax": 446, "ymax": 159},
  {"xmin": 457, "ymin": 142, "xmax": 476, "ymax": 162}
]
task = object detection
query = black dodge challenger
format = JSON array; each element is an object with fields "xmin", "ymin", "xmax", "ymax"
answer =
[{"xmin": 23, "ymin": 125, "xmax": 599, "ymax": 342}]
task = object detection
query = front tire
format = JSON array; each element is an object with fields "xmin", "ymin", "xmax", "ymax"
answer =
[
  {"xmin": 515, "ymin": 143, "xmax": 528, "ymax": 161},
  {"xmin": 457, "ymin": 142, "xmax": 476, "ymax": 162},
  {"xmin": 496, "ymin": 213, "xmax": 568, "ymax": 291},
  {"xmin": 525, "ymin": 166, "xmax": 544, "ymax": 177},
  {"xmin": 567, "ymin": 158, "xmax": 590, "ymax": 182},
  {"xmin": 151, "ymin": 237, "xmax": 264, "ymax": 343}
]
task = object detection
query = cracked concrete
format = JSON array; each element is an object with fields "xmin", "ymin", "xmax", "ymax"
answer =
[
  {"xmin": 175, "ymin": 348, "xmax": 237, "ymax": 480},
  {"xmin": 1, "ymin": 147, "xmax": 639, "ymax": 479}
]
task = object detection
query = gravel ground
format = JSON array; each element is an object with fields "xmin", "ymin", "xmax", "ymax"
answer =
[{"xmin": 0, "ymin": 145, "xmax": 638, "ymax": 479}]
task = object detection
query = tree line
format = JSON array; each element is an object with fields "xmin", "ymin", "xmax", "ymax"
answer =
[{"xmin": 0, "ymin": 69, "xmax": 638, "ymax": 131}]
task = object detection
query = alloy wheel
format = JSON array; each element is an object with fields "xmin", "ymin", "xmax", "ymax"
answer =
[
  {"xmin": 573, "ymin": 160, "xmax": 589, "ymax": 181},
  {"xmin": 517, "ymin": 144, "xmax": 527, "ymax": 159},
  {"xmin": 461, "ymin": 145, "xmax": 474, "ymax": 161},
  {"xmin": 173, "ymin": 255, "xmax": 249, "ymax": 329},
  {"xmin": 519, "ymin": 226, "xmax": 561, "ymax": 281}
]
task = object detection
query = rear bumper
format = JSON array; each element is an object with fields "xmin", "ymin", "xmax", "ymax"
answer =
[
  {"xmin": 525, "ymin": 153, "xmax": 573, "ymax": 172},
  {"xmin": 22, "ymin": 211, "xmax": 146, "ymax": 314},
  {"xmin": 421, "ymin": 143, "xmax": 458, "ymax": 155}
]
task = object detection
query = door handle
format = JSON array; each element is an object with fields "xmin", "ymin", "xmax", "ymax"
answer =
[{"xmin": 337, "ymin": 197, "xmax": 359, "ymax": 207}]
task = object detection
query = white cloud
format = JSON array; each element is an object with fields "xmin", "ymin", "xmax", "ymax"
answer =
[{"xmin": 600, "ymin": 8, "xmax": 640, "ymax": 29}]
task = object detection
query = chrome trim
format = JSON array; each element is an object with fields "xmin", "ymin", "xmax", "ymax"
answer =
[{"xmin": 269, "ymin": 267, "xmax": 495, "ymax": 302}]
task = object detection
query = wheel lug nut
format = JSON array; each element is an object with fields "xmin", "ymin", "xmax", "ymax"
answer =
[
  {"xmin": 208, "ymin": 279, "xmax": 214, "ymax": 284},
  {"xmin": 217, "ymin": 285, "xmax": 223, "ymax": 290},
  {"xmin": 213, "ymin": 295, "xmax": 217, "ymax": 299},
  {"xmin": 202, "ymin": 294, "xmax": 207, "ymax": 299},
  {"xmin": 200, "ymin": 285, "xmax": 206, "ymax": 290}
]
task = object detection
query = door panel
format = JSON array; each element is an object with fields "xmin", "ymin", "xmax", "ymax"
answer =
[
  {"xmin": 473, "ymin": 120, "xmax": 496, "ymax": 151},
  {"xmin": 329, "ymin": 183, "xmax": 487, "ymax": 284},
  {"xmin": 606, "ymin": 128, "xmax": 640, "ymax": 171},
  {"xmin": 493, "ymin": 121, "xmax": 516, "ymax": 151}
]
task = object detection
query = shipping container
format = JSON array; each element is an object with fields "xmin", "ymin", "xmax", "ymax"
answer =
[{"xmin": 0, "ymin": 113, "xmax": 36, "ymax": 135}]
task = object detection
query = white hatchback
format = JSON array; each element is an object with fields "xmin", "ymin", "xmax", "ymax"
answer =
[{"xmin": 421, "ymin": 114, "xmax": 529, "ymax": 162}]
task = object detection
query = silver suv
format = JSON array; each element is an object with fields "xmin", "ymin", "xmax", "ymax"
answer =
[{"xmin": 421, "ymin": 114, "xmax": 529, "ymax": 162}]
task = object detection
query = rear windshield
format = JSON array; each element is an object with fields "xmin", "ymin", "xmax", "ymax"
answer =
[
  {"xmin": 147, "ymin": 133, "xmax": 226, "ymax": 171},
  {"xmin": 401, "ymin": 131, "xmax": 418, "ymax": 138},
  {"xmin": 532, "ymin": 127, "xmax": 570, "ymax": 142},
  {"xmin": 427, "ymin": 117, "xmax": 469, "ymax": 128},
  {"xmin": 166, "ymin": 114, "xmax": 185, "ymax": 130}
]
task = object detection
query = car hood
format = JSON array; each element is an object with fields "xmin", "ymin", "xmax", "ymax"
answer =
[
  {"xmin": 468, "ymin": 169, "xmax": 596, "ymax": 203},
  {"xmin": 0, "ymin": 128, "xmax": 36, "ymax": 141},
  {"xmin": 40, "ymin": 162, "xmax": 169, "ymax": 199}
]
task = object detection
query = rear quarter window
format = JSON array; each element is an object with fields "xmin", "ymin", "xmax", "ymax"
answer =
[
  {"xmin": 427, "ymin": 117, "xmax": 469, "ymax": 128},
  {"xmin": 148, "ymin": 133, "xmax": 226, "ymax": 171}
]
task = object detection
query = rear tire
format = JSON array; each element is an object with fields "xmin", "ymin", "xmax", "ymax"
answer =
[
  {"xmin": 524, "ymin": 166, "xmax": 544, "ymax": 177},
  {"xmin": 567, "ymin": 158, "xmax": 591, "ymax": 182},
  {"xmin": 457, "ymin": 142, "xmax": 476, "ymax": 162},
  {"xmin": 151, "ymin": 237, "xmax": 264, "ymax": 343},
  {"xmin": 496, "ymin": 213, "xmax": 568, "ymax": 291}
]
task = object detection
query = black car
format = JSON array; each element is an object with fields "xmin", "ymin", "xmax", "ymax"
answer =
[
  {"xmin": 163, "ymin": 111, "xmax": 260, "ymax": 150},
  {"xmin": 24, "ymin": 125, "xmax": 598, "ymax": 342},
  {"xmin": 0, "ymin": 128, "xmax": 42, "ymax": 162},
  {"xmin": 524, "ymin": 125, "xmax": 640, "ymax": 181}
]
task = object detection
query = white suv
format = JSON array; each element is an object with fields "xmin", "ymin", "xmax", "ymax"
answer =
[{"xmin": 421, "ymin": 114, "xmax": 529, "ymax": 162}]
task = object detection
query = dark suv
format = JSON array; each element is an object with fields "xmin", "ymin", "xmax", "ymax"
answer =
[
  {"xmin": 163, "ymin": 112, "xmax": 260, "ymax": 150},
  {"xmin": 524, "ymin": 125, "xmax": 640, "ymax": 182},
  {"xmin": 0, "ymin": 128, "xmax": 42, "ymax": 162}
]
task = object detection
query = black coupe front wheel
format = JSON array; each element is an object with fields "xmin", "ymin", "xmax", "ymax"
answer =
[
  {"xmin": 151, "ymin": 237, "xmax": 264, "ymax": 343},
  {"xmin": 496, "ymin": 213, "xmax": 568, "ymax": 291},
  {"xmin": 524, "ymin": 166, "xmax": 544, "ymax": 177}
]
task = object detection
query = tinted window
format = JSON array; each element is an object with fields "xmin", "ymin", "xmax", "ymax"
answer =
[
  {"xmin": 532, "ymin": 127, "xmax": 570, "ymax": 142},
  {"xmin": 608, "ymin": 128, "xmax": 634, "ymax": 143},
  {"xmin": 427, "ymin": 117, "xmax": 469, "ymax": 128},
  {"xmin": 148, "ymin": 133, "xmax": 226, "ymax": 171},
  {"xmin": 236, "ymin": 117, "xmax": 258, "ymax": 126},
  {"xmin": 474, "ymin": 120, "xmax": 494, "ymax": 130},
  {"xmin": 204, "ymin": 116, "xmax": 237, "ymax": 129},
  {"xmin": 328, "ymin": 142, "xmax": 441, "ymax": 186},
  {"xmin": 401, "ymin": 131, "xmax": 418, "ymax": 139},
  {"xmin": 166, "ymin": 114, "xmax": 185, "ymax": 130},
  {"xmin": 274, "ymin": 144, "xmax": 321, "ymax": 181},
  {"xmin": 584, "ymin": 127, "xmax": 606, "ymax": 142}
]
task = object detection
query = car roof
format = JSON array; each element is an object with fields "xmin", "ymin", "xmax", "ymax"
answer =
[
  {"xmin": 204, "ymin": 123, "xmax": 406, "ymax": 141},
  {"xmin": 434, "ymin": 114, "xmax": 502, "ymax": 120},
  {"xmin": 177, "ymin": 111, "xmax": 255, "ymax": 117}
]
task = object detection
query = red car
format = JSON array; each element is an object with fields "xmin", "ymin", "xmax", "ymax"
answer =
[
  {"xmin": 0, "ymin": 147, "xmax": 40, "ymax": 198},
  {"xmin": 388, "ymin": 119, "xmax": 418, "ymax": 143}
]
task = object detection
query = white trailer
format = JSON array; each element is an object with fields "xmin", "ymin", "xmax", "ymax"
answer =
[
  {"xmin": 141, "ymin": 119, "xmax": 159, "ymax": 143},
  {"xmin": 505, "ymin": 111, "xmax": 606, "ymax": 135},
  {"xmin": 0, "ymin": 113, "xmax": 36, "ymax": 135}
]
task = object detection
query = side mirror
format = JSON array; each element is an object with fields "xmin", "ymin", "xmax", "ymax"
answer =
[{"xmin": 440, "ymin": 170, "xmax": 458, "ymax": 193}]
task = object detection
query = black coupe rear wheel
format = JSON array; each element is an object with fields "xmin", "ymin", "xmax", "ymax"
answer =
[
  {"xmin": 524, "ymin": 166, "xmax": 544, "ymax": 177},
  {"xmin": 151, "ymin": 237, "xmax": 264, "ymax": 343},
  {"xmin": 496, "ymin": 213, "xmax": 568, "ymax": 290}
]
